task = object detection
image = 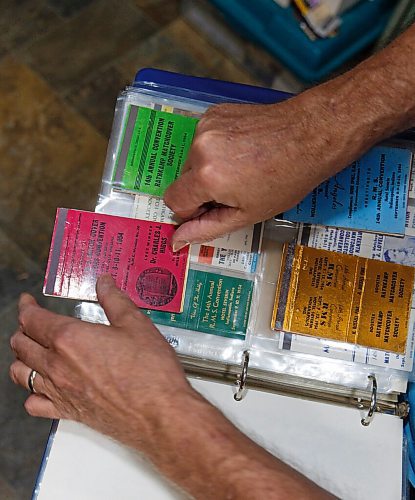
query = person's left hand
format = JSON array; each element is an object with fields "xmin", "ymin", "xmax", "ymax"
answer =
[{"xmin": 9, "ymin": 274, "xmax": 196, "ymax": 450}]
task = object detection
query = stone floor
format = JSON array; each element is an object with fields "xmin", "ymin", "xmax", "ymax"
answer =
[{"xmin": 0, "ymin": 0, "xmax": 289, "ymax": 498}]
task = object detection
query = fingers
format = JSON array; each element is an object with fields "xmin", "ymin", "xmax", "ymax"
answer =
[
  {"xmin": 164, "ymin": 168, "xmax": 212, "ymax": 220},
  {"xmin": 171, "ymin": 206, "xmax": 246, "ymax": 249},
  {"xmin": 10, "ymin": 331, "xmax": 47, "ymax": 374},
  {"xmin": 9, "ymin": 356, "xmax": 61, "ymax": 419},
  {"xmin": 9, "ymin": 359, "xmax": 48, "ymax": 395},
  {"xmin": 19, "ymin": 292, "xmax": 37, "ymax": 309},
  {"xmin": 24, "ymin": 394, "xmax": 60, "ymax": 419},
  {"xmin": 96, "ymin": 274, "xmax": 148, "ymax": 328},
  {"xmin": 18, "ymin": 293, "xmax": 71, "ymax": 347}
]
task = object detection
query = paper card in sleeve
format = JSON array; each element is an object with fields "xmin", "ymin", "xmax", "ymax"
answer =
[
  {"xmin": 405, "ymin": 205, "xmax": 415, "ymax": 236},
  {"xmin": 272, "ymin": 244, "xmax": 415, "ymax": 354},
  {"xmin": 113, "ymin": 105, "xmax": 198, "ymax": 196},
  {"xmin": 283, "ymin": 146, "xmax": 413, "ymax": 235},
  {"xmin": 44, "ymin": 209, "xmax": 189, "ymax": 313},
  {"xmin": 143, "ymin": 270, "xmax": 253, "ymax": 339},
  {"xmin": 291, "ymin": 224, "xmax": 415, "ymax": 370},
  {"xmin": 189, "ymin": 223, "xmax": 263, "ymax": 273},
  {"xmin": 190, "ymin": 245, "xmax": 259, "ymax": 273}
]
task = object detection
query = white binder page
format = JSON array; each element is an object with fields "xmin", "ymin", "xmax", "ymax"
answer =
[{"xmin": 36, "ymin": 378, "xmax": 403, "ymax": 500}]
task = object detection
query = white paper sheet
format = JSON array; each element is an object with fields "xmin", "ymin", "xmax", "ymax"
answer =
[{"xmin": 36, "ymin": 378, "xmax": 403, "ymax": 500}]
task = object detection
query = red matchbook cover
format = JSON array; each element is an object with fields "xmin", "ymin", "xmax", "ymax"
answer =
[{"xmin": 43, "ymin": 208, "xmax": 189, "ymax": 313}]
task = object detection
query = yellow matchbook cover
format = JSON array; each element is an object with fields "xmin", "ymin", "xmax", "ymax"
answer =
[{"xmin": 272, "ymin": 244, "xmax": 415, "ymax": 354}]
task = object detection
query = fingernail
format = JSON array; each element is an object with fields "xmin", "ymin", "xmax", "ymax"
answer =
[
  {"xmin": 98, "ymin": 274, "xmax": 114, "ymax": 289},
  {"xmin": 19, "ymin": 293, "xmax": 35, "ymax": 308},
  {"xmin": 172, "ymin": 241, "xmax": 189, "ymax": 253}
]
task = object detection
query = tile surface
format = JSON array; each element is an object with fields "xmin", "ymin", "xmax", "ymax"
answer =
[
  {"xmin": 20, "ymin": 0, "xmax": 158, "ymax": 93},
  {"xmin": 0, "ymin": 0, "xmax": 60, "ymax": 52},
  {"xmin": 0, "ymin": 57, "xmax": 107, "ymax": 264},
  {"xmin": 117, "ymin": 19, "xmax": 262, "ymax": 85},
  {"xmin": 66, "ymin": 65, "xmax": 130, "ymax": 137},
  {"xmin": 133, "ymin": 0, "xmax": 181, "ymax": 27}
]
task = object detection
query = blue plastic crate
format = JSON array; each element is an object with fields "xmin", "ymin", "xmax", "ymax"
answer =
[{"xmin": 208, "ymin": 0, "xmax": 394, "ymax": 83}]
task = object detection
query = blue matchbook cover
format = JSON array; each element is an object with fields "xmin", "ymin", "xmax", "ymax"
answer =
[{"xmin": 283, "ymin": 146, "xmax": 413, "ymax": 235}]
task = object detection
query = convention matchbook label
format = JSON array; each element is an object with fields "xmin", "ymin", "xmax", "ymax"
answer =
[
  {"xmin": 144, "ymin": 270, "xmax": 253, "ymax": 340},
  {"xmin": 113, "ymin": 106, "xmax": 198, "ymax": 196},
  {"xmin": 282, "ymin": 146, "xmax": 413, "ymax": 235},
  {"xmin": 44, "ymin": 209, "xmax": 189, "ymax": 313},
  {"xmin": 272, "ymin": 244, "xmax": 415, "ymax": 353}
]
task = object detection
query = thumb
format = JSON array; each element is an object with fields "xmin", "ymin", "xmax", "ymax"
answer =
[
  {"xmin": 19, "ymin": 293, "xmax": 38, "ymax": 311},
  {"xmin": 96, "ymin": 274, "xmax": 145, "ymax": 328},
  {"xmin": 172, "ymin": 206, "xmax": 246, "ymax": 250}
]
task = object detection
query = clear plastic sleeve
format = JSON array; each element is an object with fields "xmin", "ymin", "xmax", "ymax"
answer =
[{"xmin": 79, "ymin": 84, "xmax": 415, "ymax": 396}]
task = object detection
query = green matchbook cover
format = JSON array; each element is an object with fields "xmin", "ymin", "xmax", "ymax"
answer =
[
  {"xmin": 113, "ymin": 105, "xmax": 199, "ymax": 196},
  {"xmin": 143, "ymin": 270, "xmax": 253, "ymax": 339}
]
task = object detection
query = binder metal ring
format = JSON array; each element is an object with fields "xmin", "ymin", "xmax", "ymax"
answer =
[
  {"xmin": 361, "ymin": 374, "xmax": 377, "ymax": 427},
  {"xmin": 234, "ymin": 350, "xmax": 250, "ymax": 401}
]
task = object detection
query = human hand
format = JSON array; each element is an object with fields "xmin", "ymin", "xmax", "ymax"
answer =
[
  {"xmin": 9, "ymin": 280, "xmax": 333, "ymax": 500},
  {"xmin": 9, "ymin": 274, "xmax": 195, "ymax": 449},
  {"xmin": 164, "ymin": 90, "xmax": 372, "ymax": 251}
]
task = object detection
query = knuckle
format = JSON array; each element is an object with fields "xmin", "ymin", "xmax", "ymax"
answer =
[
  {"xmin": 24, "ymin": 401, "xmax": 33, "ymax": 416},
  {"xmin": 196, "ymin": 116, "xmax": 211, "ymax": 134},
  {"xmin": 47, "ymin": 365, "xmax": 67, "ymax": 390},
  {"xmin": 9, "ymin": 333, "xmax": 17, "ymax": 352},
  {"xmin": 18, "ymin": 310, "xmax": 27, "ymax": 330},
  {"xmin": 52, "ymin": 324, "xmax": 76, "ymax": 355},
  {"xmin": 163, "ymin": 185, "xmax": 173, "ymax": 206},
  {"xmin": 193, "ymin": 130, "xmax": 214, "ymax": 154},
  {"xmin": 123, "ymin": 308, "xmax": 145, "ymax": 326},
  {"xmin": 197, "ymin": 161, "xmax": 217, "ymax": 187},
  {"xmin": 24, "ymin": 396, "xmax": 42, "ymax": 417}
]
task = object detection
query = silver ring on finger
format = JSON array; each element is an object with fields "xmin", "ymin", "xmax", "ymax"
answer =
[{"xmin": 28, "ymin": 369, "xmax": 37, "ymax": 394}]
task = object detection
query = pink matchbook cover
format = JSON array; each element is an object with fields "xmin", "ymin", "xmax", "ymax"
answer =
[{"xmin": 43, "ymin": 208, "xmax": 189, "ymax": 313}]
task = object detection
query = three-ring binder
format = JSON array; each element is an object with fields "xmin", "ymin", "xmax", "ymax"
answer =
[
  {"xmin": 234, "ymin": 350, "xmax": 250, "ymax": 402},
  {"xmin": 361, "ymin": 375, "xmax": 377, "ymax": 427},
  {"xmin": 83, "ymin": 68, "xmax": 415, "ymax": 430},
  {"xmin": 177, "ymin": 351, "xmax": 409, "ymax": 426}
]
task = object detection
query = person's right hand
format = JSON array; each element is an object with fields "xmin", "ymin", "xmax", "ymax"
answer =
[{"xmin": 164, "ymin": 89, "xmax": 374, "ymax": 251}]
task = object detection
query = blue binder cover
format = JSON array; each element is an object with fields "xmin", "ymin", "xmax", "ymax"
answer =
[{"xmin": 134, "ymin": 67, "xmax": 292, "ymax": 104}]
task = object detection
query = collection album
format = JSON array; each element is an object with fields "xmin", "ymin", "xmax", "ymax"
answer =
[
  {"xmin": 36, "ymin": 68, "xmax": 415, "ymax": 500},
  {"xmin": 42, "ymin": 78, "xmax": 415, "ymax": 417}
]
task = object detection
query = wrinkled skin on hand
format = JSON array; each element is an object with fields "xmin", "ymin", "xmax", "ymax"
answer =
[
  {"xmin": 9, "ymin": 275, "xmax": 334, "ymax": 500},
  {"xmin": 9, "ymin": 275, "xmax": 194, "ymax": 449},
  {"xmin": 164, "ymin": 94, "xmax": 350, "ymax": 250}
]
